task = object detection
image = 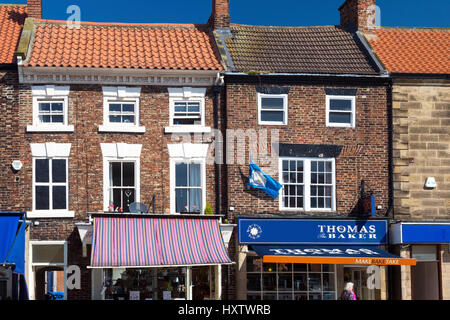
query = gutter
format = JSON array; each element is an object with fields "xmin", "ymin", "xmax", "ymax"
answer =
[{"xmin": 224, "ymin": 71, "xmax": 390, "ymax": 79}]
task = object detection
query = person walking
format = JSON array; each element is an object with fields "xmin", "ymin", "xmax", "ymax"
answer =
[{"xmin": 340, "ymin": 282, "xmax": 357, "ymax": 300}]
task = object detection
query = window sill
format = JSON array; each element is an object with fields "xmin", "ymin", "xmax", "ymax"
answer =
[
  {"xmin": 165, "ymin": 126, "xmax": 212, "ymax": 134},
  {"xmin": 26, "ymin": 211, "xmax": 75, "ymax": 218},
  {"xmin": 98, "ymin": 125, "xmax": 146, "ymax": 133},
  {"xmin": 326, "ymin": 124, "xmax": 355, "ymax": 128},
  {"xmin": 26, "ymin": 125, "xmax": 74, "ymax": 133},
  {"xmin": 258, "ymin": 122, "xmax": 287, "ymax": 126}
]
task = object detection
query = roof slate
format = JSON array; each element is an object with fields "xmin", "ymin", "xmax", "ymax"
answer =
[
  {"xmin": 0, "ymin": 5, "xmax": 27, "ymax": 64},
  {"xmin": 368, "ymin": 27, "xmax": 450, "ymax": 75},
  {"xmin": 224, "ymin": 24, "xmax": 379, "ymax": 75},
  {"xmin": 25, "ymin": 20, "xmax": 223, "ymax": 71}
]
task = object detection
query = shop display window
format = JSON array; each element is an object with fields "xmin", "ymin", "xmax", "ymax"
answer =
[
  {"xmin": 246, "ymin": 254, "xmax": 337, "ymax": 300},
  {"xmin": 103, "ymin": 268, "xmax": 186, "ymax": 300}
]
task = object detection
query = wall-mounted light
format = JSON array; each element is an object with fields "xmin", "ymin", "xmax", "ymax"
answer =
[
  {"xmin": 11, "ymin": 160, "xmax": 23, "ymax": 171},
  {"xmin": 425, "ymin": 177, "xmax": 437, "ymax": 189}
]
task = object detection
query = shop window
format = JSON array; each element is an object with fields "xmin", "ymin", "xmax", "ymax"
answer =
[
  {"xmin": 246, "ymin": 254, "xmax": 337, "ymax": 300},
  {"xmin": 103, "ymin": 268, "xmax": 187, "ymax": 300}
]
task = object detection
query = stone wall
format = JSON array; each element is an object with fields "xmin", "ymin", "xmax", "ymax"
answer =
[{"xmin": 392, "ymin": 80, "xmax": 450, "ymax": 220}]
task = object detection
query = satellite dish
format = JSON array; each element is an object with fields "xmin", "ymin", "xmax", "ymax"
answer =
[{"xmin": 129, "ymin": 202, "xmax": 148, "ymax": 214}]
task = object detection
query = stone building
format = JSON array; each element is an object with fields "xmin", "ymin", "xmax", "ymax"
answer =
[{"xmin": 367, "ymin": 23, "xmax": 450, "ymax": 300}]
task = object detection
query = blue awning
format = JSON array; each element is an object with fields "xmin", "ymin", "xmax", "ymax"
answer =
[
  {"xmin": 251, "ymin": 245, "xmax": 416, "ymax": 266},
  {"xmin": 1, "ymin": 214, "xmax": 26, "ymax": 274}
]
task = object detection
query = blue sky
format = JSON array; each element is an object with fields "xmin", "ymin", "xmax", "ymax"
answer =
[{"xmin": 1, "ymin": 0, "xmax": 449, "ymax": 27}]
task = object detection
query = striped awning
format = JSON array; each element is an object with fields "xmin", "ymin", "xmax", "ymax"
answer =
[{"xmin": 90, "ymin": 216, "xmax": 232, "ymax": 268}]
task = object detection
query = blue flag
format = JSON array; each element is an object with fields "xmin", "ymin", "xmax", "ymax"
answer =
[{"xmin": 248, "ymin": 161, "xmax": 282, "ymax": 199}]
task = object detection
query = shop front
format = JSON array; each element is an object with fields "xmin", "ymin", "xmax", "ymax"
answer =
[
  {"xmin": 390, "ymin": 222, "xmax": 450, "ymax": 300},
  {"xmin": 88, "ymin": 214, "xmax": 233, "ymax": 300},
  {"xmin": 236, "ymin": 218, "xmax": 416, "ymax": 301}
]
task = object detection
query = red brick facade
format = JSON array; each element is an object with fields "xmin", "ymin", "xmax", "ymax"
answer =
[
  {"xmin": 223, "ymin": 76, "xmax": 390, "ymax": 299},
  {"xmin": 0, "ymin": 68, "xmax": 24, "ymax": 212},
  {"xmin": 225, "ymin": 77, "xmax": 390, "ymax": 220},
  {"xmin": 17, "ymin": 83, "xmax": 224, "ymax": 299}
]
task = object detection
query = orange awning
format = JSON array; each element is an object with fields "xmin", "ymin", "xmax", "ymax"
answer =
[{"xmin": 252, "ymin": 246, "xmax": 416, "ymax": 266}]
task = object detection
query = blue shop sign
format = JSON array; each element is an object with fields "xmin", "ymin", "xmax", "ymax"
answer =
[
  {"xmin": 391, "ymin": 222, "xmax": 450, "ymax": 244},
  {"xmin": 238, "ymin": 219, "xmax": 388, "ymax": 245}
]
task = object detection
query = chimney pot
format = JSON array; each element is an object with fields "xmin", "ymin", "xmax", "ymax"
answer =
[{"xmin": 27, "ymin": 0, "xmax": 42, "ymax": 19}]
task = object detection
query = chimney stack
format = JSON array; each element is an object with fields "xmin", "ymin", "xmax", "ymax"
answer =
[
  {"xmin": 339, "ymin": 0, "xmax": 376, "ymax": 33},
  {"xmin": 210, "ymin": 0, "xmax": 230, "ymax": 29},
  {"xmin": 27, "ymin": 0, "xmax": 42, "ymax": 19}
]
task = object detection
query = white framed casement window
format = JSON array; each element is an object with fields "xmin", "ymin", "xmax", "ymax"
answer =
[
  {"xmin": 165, "ymin": 87, "xmax": 211, "ymax": 133},
  {"xmin": 101, "ymin": 143, "xmax": 142, "ymax": 212},
  {"xmin": 28, "ymin": 143, "xmax": 73, "ymax": 218},
  {"xmin": 326, "ymin": 95, "xmax": 356, "ymax": 128},
  {"xmin": 99, "ymin": 87, "xmax": 145, "ymax": 133},
  {"xmin": 279, "ymin": 157, "xmax": 336, "ymax": 212},
  {"xmin": 257, "ymin": 93, "xmax": 288, "ymax": 125},
  {"xmin": 27, "ymin": 85, "xmax": 73, "ymax": 132},
  {"xmin": 168, "ymin": 143, "xmax": 209, "ymax": 214}
]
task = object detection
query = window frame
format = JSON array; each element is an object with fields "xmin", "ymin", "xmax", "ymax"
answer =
[
  {"xmin": 170, "ymin": 99, "xmax": 204, "ymax": 127},
  {"xmin": 32, "ymin": 157, "xmax": 69, "ymax": 214},
  {"xmin": 246, "ymin": 253, "xmax": 338, "ymax": 300},
  {"xmin": 103, "ymin": 158, "xmax": 140, "ymax": 212},
  {"xmin": 170, "ymin": 158, "xmax": 206, "ymax": 215},
  {"xmin": 279, "ymin": 157, "xmax": 336, "ymax": 212},
  {"xmin": 28, "ymin": 85, "xmax": 72, "ymax": 132},
  {"xmin": 99, "ymin": 86, "xmax": 145, "ymax": 133},
  {"xmin": 325, "ymin": 95, "xmax": 356, "ymax": 128},
  {"xmin": 107, "ymin": 160, "xmax": 138, "ymax": 213},
  {"xmin": 257, "ymin": 93, "xmax": 288, "ymax": 126},
  {"xmin": 104, "ymin": 98, "xmax": 139, "ymax": 127}
]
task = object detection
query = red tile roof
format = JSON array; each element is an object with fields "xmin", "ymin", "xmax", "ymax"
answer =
[
  {"xmin": 368, "ymin": 27, "xmax": 450, "ymax": 74},
  {"xmin": 0, "ymin": 5, "xmax": 27, "ymax": 64},
  {"xmin": 25, "ymin": 20, "xmax": 223, "ymax": 71}
]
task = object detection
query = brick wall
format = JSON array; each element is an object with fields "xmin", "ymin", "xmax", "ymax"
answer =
[
  {"xmin": 27, "ymin": 0, "xmax": 42, "ymax": 19},
  {"xmin": 0, "ymin": 68, "xmax": 25, "ymax": 212},
  {"xmin": 210, "ymin": 0, "xmax": 230, "ymax": 29},
  {"xmin": 339, "ymin": 0, "xmax": 376, "ymax": 33},
  {"xmin": 224, "ymin": 78, "xmax": 390, "ymax": 221},
  {"xmin": 392, "ymin": 80, "xmax": 450, "ymax": 220},
  {"xmin": 18, "ymin": 83, "xmax": 222, "ymax": 299}
]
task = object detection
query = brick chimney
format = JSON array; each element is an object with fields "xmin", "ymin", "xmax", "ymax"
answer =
[
  {"xmin": 27, "ymin": 0, "xmax": 42, "ymax": 19},
  {"xmin": 210, "ymin": 0, "xmax": 230, "ymax": 29},
  {"xmin": 339, "ymin": 0, "xmax": 376, "ymax": 33}
]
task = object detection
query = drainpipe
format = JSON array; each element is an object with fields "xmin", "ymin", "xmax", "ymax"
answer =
[
  {"xmin": 386, "ymin": 80, "xmax": 394, "ymax": 220},
  {"xmin": 386, "ymin": 80, "xmax": 394, "ymax": 301},
  {"xmin": 213, "ymin": 79, "xmax": 225, "ymax": 300}
]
